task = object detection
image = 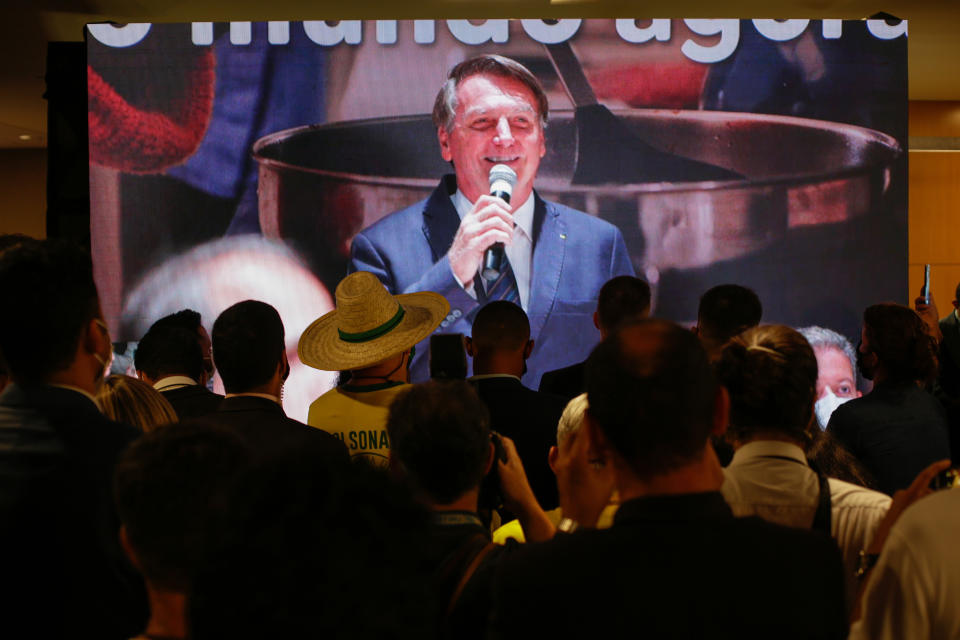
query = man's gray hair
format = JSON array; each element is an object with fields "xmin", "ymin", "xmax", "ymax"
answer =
[
  {"xmin": 556, "ymin": 393, "xmax": 589, "ymax": 446},
  {"xmin": 797, "ymin": 325, "xmax": 857, "ymax": 373},
  {"xmin": 431, "ymin": 54, "xmax": 549, "ymax": 133}
]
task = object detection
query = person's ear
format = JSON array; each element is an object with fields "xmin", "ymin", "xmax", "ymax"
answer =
[
  {"xmin": 712, "ymin": 385, "xmax": 730, "ymax": 436},
  {"xmin": 548, "ymin": 445, "xmax": 559, "ymax": 474},
  {"xmin": 119, "ymin": 526, "xmax": 141, "ymax": 570},
  {"xmin": 464, "ymin": 336, "xmax": 476, "ymax": 358},
  {"xmin": 82, "ymin": 318, "xmax": 107, "ymax": 356},
  {"xmin": 484, "ymin": 440, "xmax": 495, "ymax": 475},
  {"xmin": 593, "ymin": 311, "xmax": 601, "ymax": 332},
  {"xmin": 136, "ymin": 370, "xmax": 154, "ymax": 386},
  {"xmin": 278, "ymin": 349, "xmax": 291, "ymax": 382},
  {"xmin": 522, "ymin": 339, "xmax": 534, "ymax": 360},
  {"xmin": 438, "ymin": 126, "xmax": 453, "ymax": 163}
]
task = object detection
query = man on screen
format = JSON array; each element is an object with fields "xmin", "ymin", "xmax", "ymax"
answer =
[{"xmin": 349, "ymin": 54, "xmax": 635, "ymax": 386}]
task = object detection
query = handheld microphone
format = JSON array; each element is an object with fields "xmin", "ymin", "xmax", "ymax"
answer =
[{"xmin": 481, "ymin": 164, "xmax": 517, "ymax": 282}]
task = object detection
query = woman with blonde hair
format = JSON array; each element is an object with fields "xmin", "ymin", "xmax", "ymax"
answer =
[{"xmin": 97, "ymin": 374, "xmax": 178, "ymax": 432}]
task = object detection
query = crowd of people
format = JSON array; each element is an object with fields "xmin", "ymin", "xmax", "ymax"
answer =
[{"xmin": 1, "ymin": 234, "xmax": 958, "ymax": 639}]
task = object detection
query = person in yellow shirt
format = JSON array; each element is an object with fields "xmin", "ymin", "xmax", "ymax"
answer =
[{"xmin": 298, "ymin": 271, "xmax": 448, "ymax": 465}]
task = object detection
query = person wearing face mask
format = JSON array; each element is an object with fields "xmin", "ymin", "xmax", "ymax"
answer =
[
  {"xmin": 188, "ymin": 300, "xmax": 349, "ymax": 467},
  {"xmin": 715, "ymin": 324, "xmax": 891, "ymax": 611},
  {"xmin": 798, "ymin": 325, "xmax": 863, "ymax": 430},
  {"xmin": 299, "ymin": 271, "xmax": 449, "ymax": 466},
  {"xmin": 0, "ymin": 239, "xmax": 148, "ymax": 639},
  {"xmin": 827, "ymin": 304, "xmax": 951, "ymax": 496}
]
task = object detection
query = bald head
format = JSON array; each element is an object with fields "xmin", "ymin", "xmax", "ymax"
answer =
[
  {"xmin": 587, "ymin": 319, "xmax": 718, "ymax": 479},
  {"xmin": 467, "ymin": 302, "xmax": 532, "ymax": 377},
  {"xmin": 470, "ymin": 302, "xmax": 530, "ymax": 353}
]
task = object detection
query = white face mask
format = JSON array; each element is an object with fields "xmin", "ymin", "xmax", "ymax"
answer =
[{"xmin": 814, "ymin": 389, "xmax": 853, "ymax": 430}]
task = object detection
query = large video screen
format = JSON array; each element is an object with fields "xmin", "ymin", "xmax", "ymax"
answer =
[{"xmin": 87, "ymin": 19, "xmax": 907, "ymax": 419}]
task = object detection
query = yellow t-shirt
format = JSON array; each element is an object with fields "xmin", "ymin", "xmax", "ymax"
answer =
[{"xmin": 306, "ymin": 383, "xmax": 410, "ymax": 467}]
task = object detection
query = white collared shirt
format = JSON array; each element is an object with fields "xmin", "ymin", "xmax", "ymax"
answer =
[
  {"xmin": 451, "ymin": 189, "xmax": 534, "ymax": 311},
  {"xmin": 721, "ymin": 440, "xmax": 891, "ymax": 610},
  {"xmin": 152, "ymin": 375, "xmax": 199, "ymax": 392}
]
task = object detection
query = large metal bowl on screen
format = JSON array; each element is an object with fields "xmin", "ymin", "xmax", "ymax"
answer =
[{"xmin": 253, "ymin": 108, "xmax": 901, "ymax": 290}]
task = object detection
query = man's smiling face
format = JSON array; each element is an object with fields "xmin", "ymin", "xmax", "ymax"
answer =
[{"xmin": 437, "ymin": 72, "xmax": 546, "ymax": 207}]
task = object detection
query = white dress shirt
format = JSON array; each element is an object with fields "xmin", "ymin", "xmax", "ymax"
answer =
[
  {"xmin": 850, "ymin": 487, "xmax": 960, "ymax": 640},
  {"xmin": 451, "ymin": 189, "xmax": 535, "ymax": 311},
  {"xmin": 721, "ymin": 440, "xmax": 891, "ymax": 610}
]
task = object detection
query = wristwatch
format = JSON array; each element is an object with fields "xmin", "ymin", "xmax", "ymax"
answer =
[
  {"xmin": 557, "ymin": 518, "xmax": 579, "ymax": 534},
  {"xmin": 855, "ymin": 549, "xmax": 880, "ymax": 579}
]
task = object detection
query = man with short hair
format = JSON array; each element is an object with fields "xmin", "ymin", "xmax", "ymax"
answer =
[
  {"xmin": 937, "ymin": 281, "xmax": 960, "ymax": 462},
  {"xmin": 0, "ymin": 240, "xmax": 147, "ymax": 638},
  {"xmin": 828, "ymin": 304, "xmax": 951, "ymax": 495},
  {"xmin": 490, "ymin": 319, "xmax": 847, "ymax": 639},
  {"xmin": 200, "ymin": 300, "xmax": 348, "ymax": 464},
  {"xmin": 387, "ymin": 379, "xmax": 553, "ymax": 639},
  {"xmin": 539, "ymin": 275, "xmax": 651, "ymax": 400},
  {"xmin": 694, "ymin": 283, "xmax": 763, "ymax": 357},
  {"xmin": 799, "ymin": 325, "xmax": 863, "ymax": 429},
  {"xmin": 466, "ymin": 301, "xmax": 566, "ymax": 509},
  {"xmin": 349, "ymin": 54, "xmax": 634, "ymax": 387},
  {"xmin": 135, "ymin": 324, "xmax": 223, "ymax": 419},
  {"xmin": 300, "ymin": 271, "xmax": 448, "ymax": 465},
  {"xmin": 115, "ymin": 424, "xmax": 253, "ymax": 640},
  {"xmin": 149, "ymin": 308, "xmax": 215, "ymax": 383}
]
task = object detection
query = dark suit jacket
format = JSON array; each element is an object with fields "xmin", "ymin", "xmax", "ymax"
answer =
[
  {"xmin": 939, "ymin": 311, "xmax": 960, "ymax": 397},
  {"xmin": 490, "ymin": 493, "xmax": 847, "ymax": 639},
  {"xmin": 161, "ymin": 383, "xmax": 223, "ymax": 420},
  {"xmin": 350, "ymin": 176, "xmax": 635, "ymax": 388},
  {"xmin": 537, "ymin": 360, "xmax": 586, "ymax": 402},
  {"xmin": 193, "ymin": 395, "xmax": 349, "ymax": 465},
  {"xmin": 937, "ymin": 312, "xmax": 960, "ymax": 462},
  {"xmin": 470, "ymin": 376, "xmax": 566, "ymax": 510},
  {"xmin": 0, "ymin": 383, "xmax": 147, "ymax": 639},
  {"xmin": 828, "ymin": 381, "xmax": 951, "ymax": 495}
]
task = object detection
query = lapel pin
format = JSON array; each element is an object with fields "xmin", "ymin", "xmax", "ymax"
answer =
[{"xmin": 560, "ymin": 234, "xmax": 567, "ymax": 240}]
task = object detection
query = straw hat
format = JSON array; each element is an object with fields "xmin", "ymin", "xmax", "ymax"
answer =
[{"xmin": 298, "ymin": 271, "xmax": 449, "ymax": 371}]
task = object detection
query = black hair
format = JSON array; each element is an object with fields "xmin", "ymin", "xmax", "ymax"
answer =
[
  {"xmin": 0, "ymin": 239, "xmax": 100, "ymax": 382},
  {"xmin": 862, "ymin": 303, "xmax": 938, "ymax": 385},
  {"xmin": 587, "ymin": 319, "xmax": 717, "ymax": 479},
  {"xmin": 189, "ymin": 455, "xmax": 435, "ymax": 639},
  {"xmin": 714, "ymin": 325, "xmax": 818, "ymax": 447},
  {"xmin": 113, "ymin": 423, "xmax": 252, "ymax": 590},
  {"xmin": 697, "ymin": 284, "xmax": 763, "ymax": 352},
  {"xmin": 386, "ymin": 380, "xmax": 492, "ymax": 504},
  {"xmin": 470, "ymin": 301, "xmax": 530, "ymax": 352},
  {"xmin": 149, "ymin": 308, "xmax": 202, "ymax": 334},
  {"xmin": 134, "ymin": 325, "xmax": 204, "ymax": 382},
  {"xmin": 212, "ymin": 300, "xmax": 284, "ymax": 393},
  {"xmin": 596, "ymin": 276, "xmax": 651, "ymax": 331}
]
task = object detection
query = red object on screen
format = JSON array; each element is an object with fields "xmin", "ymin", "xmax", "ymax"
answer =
[
  {"xmin": 87, "ymin": 49, "xmax": 215, "ymax": 173},
  {"xmin": 588, "ymin": 62, "xmax": 707, "ymax": 108}
]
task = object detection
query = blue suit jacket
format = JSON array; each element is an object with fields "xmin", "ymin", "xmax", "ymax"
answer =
[{"xmin": 349, "ymin": 176, "xmax": 635, "ymax": 387}]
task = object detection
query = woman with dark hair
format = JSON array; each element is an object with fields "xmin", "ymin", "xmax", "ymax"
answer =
[
  {"xmin": 827, "ymin": 304, "xmax": 951, "ymax": 496},
  {"xmin": 716, "ymin": 324, "xmax": 891, "ymax": 610}
]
